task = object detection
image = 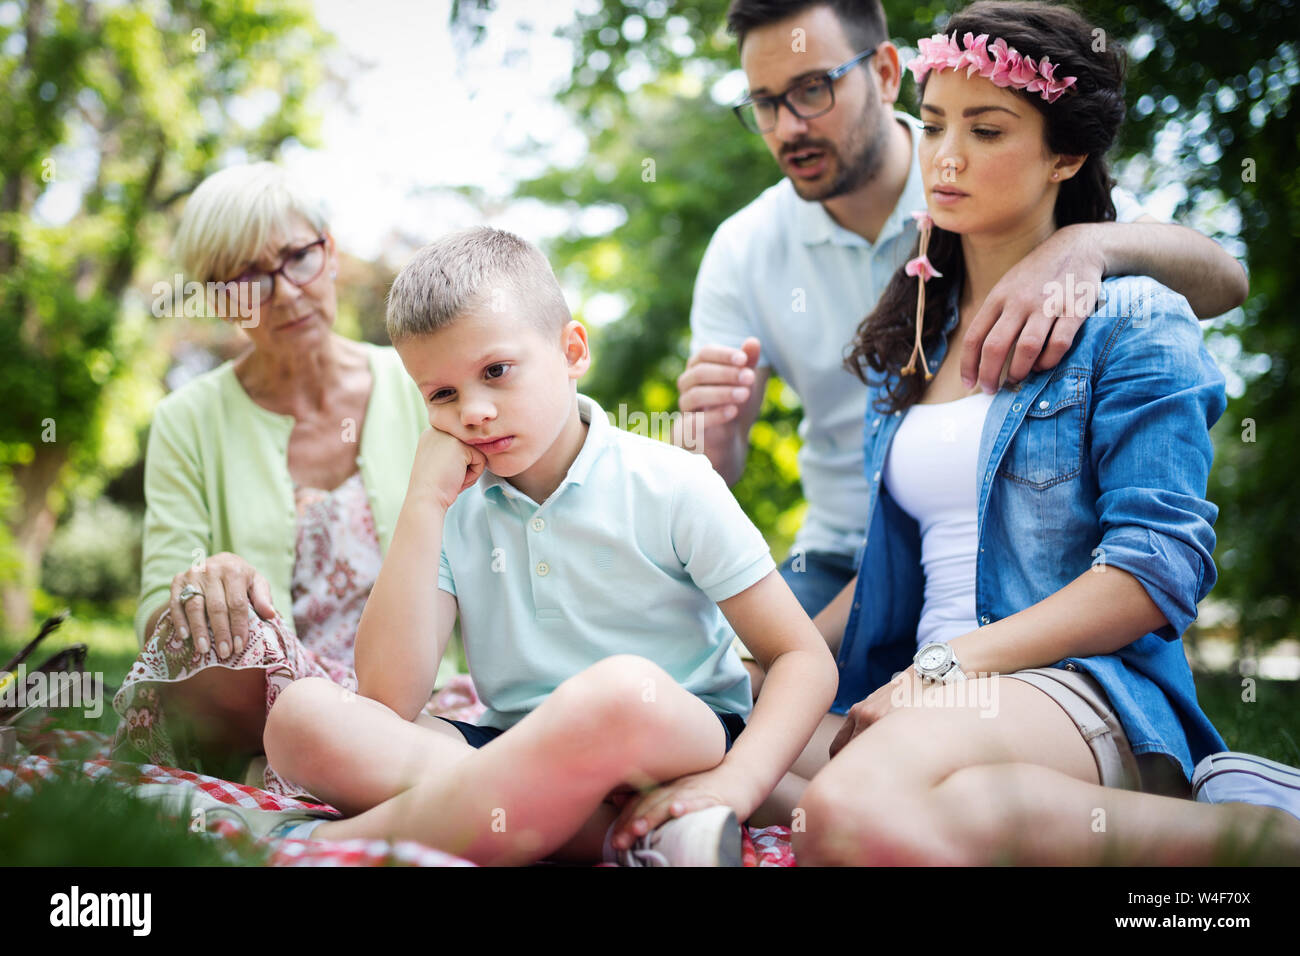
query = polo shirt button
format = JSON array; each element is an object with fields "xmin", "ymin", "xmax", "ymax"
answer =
[
  {"xmin": 1065, "ymin": 662, "xmax": 1078, "ymax": 671},
  {"xmin": 1013, "ymin": 403, "xmax": 1021, "ymax": 412},
  {"xmin": 873, "ymin": 419, "xmax": 881, "ymax": 429},
  {"xmin": 980, "ymin": 614, "xmax": 990, "ymax": 625},
  {"xmin": 872, "ymin": 470, "xmax": 881, "ymax": 482},
  {"xmin": 1038, "ymin": 400, "xmax": 1049, "ymax": 410},
  {"xmin": 894, "ymin": 410, "xmax": 902, "ymax": 417},
  {"xmin": 536, "ymin": 561, "xmax": 549, "ymax": 576},
  {"xmin": 531, "ymin": 517, "xmax": 545, "ymax": 532}
]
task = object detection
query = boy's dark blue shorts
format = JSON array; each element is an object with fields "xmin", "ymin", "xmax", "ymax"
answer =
[{"xmin": 434, "ymin": 708, "xmax": 747, "ymax": 752}]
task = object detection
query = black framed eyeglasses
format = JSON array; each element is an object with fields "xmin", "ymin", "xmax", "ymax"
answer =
[
  {"xmin": 228, "ymin": 236, "xmax": 329, "ymax": 302},
  {"xmin": 732, "ymin": 48, "xmax": 878, "ymax": 134}
]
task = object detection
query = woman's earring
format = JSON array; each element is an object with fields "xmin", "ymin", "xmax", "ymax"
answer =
[
  {"xmin": 1051, "ymin": 172, "xmax": 1059, "ymax": 180},
  {"xmin": 329, "ymin": 269, "xmax": 337, "ymax": 278}
]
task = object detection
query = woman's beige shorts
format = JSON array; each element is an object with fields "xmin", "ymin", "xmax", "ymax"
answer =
[{"xmin": 1003, "ymin": 666, "xmax": 1190, "ymax": 798}]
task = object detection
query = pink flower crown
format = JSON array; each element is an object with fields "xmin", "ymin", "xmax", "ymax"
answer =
[{"xmin": 907, "ymin": 31, "xmax": 1078, "ymax": 104}]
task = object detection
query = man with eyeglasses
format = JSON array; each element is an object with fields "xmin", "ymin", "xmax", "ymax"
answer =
[{"xmin": 679, "ymin": 1, "xmax": 1249, "ymax": 680}]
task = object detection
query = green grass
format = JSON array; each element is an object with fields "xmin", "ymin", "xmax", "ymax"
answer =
[
  {"xmin": 2, "ymin": 605, "xmax": 1298, "ymax": 865},
  {"xmin": 1195, "ymin": 672, "xmax": 1300, "ymax": 765},
  {"xmin": 0, "ymin": 773, "xmax": 271, "ymax": 866}
]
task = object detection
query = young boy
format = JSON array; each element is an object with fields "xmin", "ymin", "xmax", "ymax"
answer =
[{"xmin": 260, "ymin": 226, "xmax": 839, "ymax": 865}]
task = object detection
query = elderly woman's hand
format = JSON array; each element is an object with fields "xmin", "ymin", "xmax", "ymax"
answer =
[{"xmin": 168, "ymin": 552, "xmax": 278, "ymax": 660}]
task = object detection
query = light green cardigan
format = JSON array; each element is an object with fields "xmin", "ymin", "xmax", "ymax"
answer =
[{"xmin": 135, "ymin": 342, "xmax": 428, "ymax": 646}]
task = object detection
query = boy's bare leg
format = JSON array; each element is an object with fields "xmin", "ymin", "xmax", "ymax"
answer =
[
  {"xmin": 265, "ymin": 655, "xmax": 731, "ymax": 865},
  {"xmin": 262, "ymin": 677, "xmax": 479, "ymax": 814},
  {"xmin": 546, "ymin": 801, "xmax": 623, "ymax": 863},
  {"xmin": 261, "ymin": 676, "xmax": 621, "ymax": 862}
]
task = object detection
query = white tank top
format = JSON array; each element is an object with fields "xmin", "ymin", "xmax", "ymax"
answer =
[{"xmin": 881, "ymin": 391, "xmax": 995, "ymax": 648}]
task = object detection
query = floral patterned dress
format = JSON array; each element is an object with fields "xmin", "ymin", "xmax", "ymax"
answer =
[{"xmin": 111, "ymin": 472, "xmax": 478, "ymax": 797}]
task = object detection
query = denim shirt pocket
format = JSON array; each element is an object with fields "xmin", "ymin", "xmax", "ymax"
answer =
[{"xmin": 996, "ymin": 368, "xmax": 1088, "ymax": 490}]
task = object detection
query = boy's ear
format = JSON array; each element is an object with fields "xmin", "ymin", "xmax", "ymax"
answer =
[{"xmin": 563, "ymin": 319, "xmax": 591, "ymax": 378}]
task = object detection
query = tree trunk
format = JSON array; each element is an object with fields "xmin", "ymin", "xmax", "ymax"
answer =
[{"xmin": 2, "ymin": 443, "xmax": 68, "ymax": 636}]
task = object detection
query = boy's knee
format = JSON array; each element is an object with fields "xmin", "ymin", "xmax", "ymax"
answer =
[
  {"xmin": 558, "ymin": 655, "xmax": 666, "ymax": 707},
  {"xmin": 550, "ymin": 655, "xmax": 675, "ymax": 744},
  {"xmin": 264, "ymin": 677, "xmax": 343, "ymax": 757}
]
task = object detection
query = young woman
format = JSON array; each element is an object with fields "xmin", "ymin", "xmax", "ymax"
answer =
[{"xmin": 792, "ymin": 1, "xmax": 1300, "ymax": 865}]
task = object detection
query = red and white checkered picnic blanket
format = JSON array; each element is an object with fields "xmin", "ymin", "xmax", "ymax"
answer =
[{"xmin": 2, "ymin": 724, "xmax": 796, "ymax": 867}]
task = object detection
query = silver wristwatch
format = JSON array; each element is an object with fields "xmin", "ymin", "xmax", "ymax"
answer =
[{"xmin": 914, "ymin": 641, "xmax": 967, "ymax": 684}]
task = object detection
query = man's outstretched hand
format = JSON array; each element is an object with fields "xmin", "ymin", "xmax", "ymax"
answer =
[{"xmin": 677, "ymin": 336, "xmax": 762, "ymax": 431}]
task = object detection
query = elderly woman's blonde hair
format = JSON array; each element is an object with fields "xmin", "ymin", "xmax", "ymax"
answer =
[{"xmin": 174, "ymin": 162, "xmax": 329, "ymax": 282}]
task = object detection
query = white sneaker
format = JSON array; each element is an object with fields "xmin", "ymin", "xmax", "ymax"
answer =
[
  {"xmin": 618, "ymin": 805, "xmax": 743, "ymax": 867},
  {"xmin": 1192, "ymin": 752, "xmax": 1300, "ymax": 823},
  {"xmin": 131, "ymin": 783, "xmax": 336, "ymax": 840}
]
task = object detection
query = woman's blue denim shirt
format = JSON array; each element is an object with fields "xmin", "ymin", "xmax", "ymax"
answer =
[{"xmin": 836, "ymin": 275, "xmax": 1228, "ymax": 781}]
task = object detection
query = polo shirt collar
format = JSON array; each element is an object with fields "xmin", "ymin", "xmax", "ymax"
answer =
[
  {"xmin": 479, "ymin": 392, "xmax": 609, "ymax": 503},
  {"xmin": 794, "ymin": 111, "xmax": 927, "ymax": 250}
]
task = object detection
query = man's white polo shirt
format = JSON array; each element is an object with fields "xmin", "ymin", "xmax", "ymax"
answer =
[
  {"xmin": 438, "ymin": 393, "xmax": 775, "ymax": 730},
  {"xmin": 690, "ymin": 111, "xmax": 1146, "ymax": 561}
]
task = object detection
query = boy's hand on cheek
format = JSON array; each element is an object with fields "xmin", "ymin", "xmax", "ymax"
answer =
[{"xmin": 409, "ymin": 427, "xmax": 488, "ymax": 511}]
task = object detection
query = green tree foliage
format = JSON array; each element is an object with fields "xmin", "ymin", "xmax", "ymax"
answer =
[
  {"xmin": 0, "ymin": 0, "xmax": 332, "ymax": 634},
  {"xmin": 1069, "ymin": 0, "xmax": 1299, "ymax": 652},
  {"xmin": 456, "ymin": 0, "xmax": 1298, "ymax": 646}
]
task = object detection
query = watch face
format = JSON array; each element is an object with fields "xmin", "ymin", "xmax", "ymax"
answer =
[{"xmin": 918, "ymin": 645, "xmax": 949, "ymax": 673}]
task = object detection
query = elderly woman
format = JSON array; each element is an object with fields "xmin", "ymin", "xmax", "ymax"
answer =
[{"xmin": 111, "ymin": 162, "xmax": 464, "ymax": 795}]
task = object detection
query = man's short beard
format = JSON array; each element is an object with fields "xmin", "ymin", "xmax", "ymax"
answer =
[{"xmin": 790, "ymin": 108, "xmax": 891, "ymax": 202}]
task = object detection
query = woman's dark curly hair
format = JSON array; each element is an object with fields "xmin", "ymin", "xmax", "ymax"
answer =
[{"xmin": 843, "ymin": 1, "xmax": 1127, "ymax": 413}]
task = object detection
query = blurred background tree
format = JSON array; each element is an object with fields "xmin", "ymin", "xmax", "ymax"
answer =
[
  {"xmin": 452, "ymin": 0, "xmax": 1299, "ymax": 655},
  {"xmin": 0, "ymin": 0, "xmax": 331, "ymax": 634}
]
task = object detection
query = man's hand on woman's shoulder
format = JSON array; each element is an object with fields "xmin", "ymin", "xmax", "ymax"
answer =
[{"xmin": 960, "ymin": 225, "xmax": 1105, "ymax": 395}]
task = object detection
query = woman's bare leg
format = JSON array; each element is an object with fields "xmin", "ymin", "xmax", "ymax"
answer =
[
  {"xmin": 930, "ymin": 761, "xmax": 1300, "ymax": 865},
  {"xmin": 264, "ymin": 655, "xmax": 732, "ymax": 865},
  {"xmin": 794, "ymin": 676, "xmax": 1300, "ymax": 865},
  {"xmin": 157, "ymin": 666, "xmax": 269, "ymax": 776}
]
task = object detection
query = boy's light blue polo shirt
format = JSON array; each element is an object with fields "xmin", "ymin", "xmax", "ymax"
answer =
[{"xmin": 437, "ymin": 393, "xmax": 776, "ymax": 731}]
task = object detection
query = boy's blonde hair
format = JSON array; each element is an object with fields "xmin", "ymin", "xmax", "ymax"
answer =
[
  {"xmin": 386, "ymin": 227, "xmax": 570, "ymax": 343},
  {"xmin": 174, "ymin": 162, "xmax": 329, "ymax": 282}
]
